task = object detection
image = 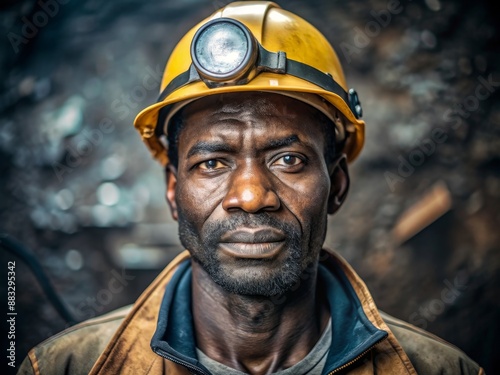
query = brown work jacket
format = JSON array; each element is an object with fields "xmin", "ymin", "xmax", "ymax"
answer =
[{"xmin": 18, "ymin": 249, "xmax": 484, "ymax": 375}]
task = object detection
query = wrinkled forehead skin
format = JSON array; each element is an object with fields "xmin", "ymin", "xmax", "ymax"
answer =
[
  {"xmin": 182, "ymin": 92, "xmax": 317, "ymax": 120},
  {"xmin": 173, "ymin": 91, "xmax": 332, "ymax": 166}
]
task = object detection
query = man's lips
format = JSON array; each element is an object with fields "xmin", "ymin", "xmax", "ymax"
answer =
[
  {"xmin": 220, "ymin": 228, "xmax": 285, "ymax": 243},
  {"xmin": 219, "ymin": 228, "xmax": 286, "ymax": 259}
]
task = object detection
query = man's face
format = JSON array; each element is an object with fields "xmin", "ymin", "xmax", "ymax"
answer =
[{"xmin": 166, "ymin": 92, "xmax": 347, "ymax": 297}]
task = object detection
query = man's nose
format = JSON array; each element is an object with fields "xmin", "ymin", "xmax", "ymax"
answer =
[{"xmin": 222, "ymin": 164, "xmax": 281, "ymax": 213}]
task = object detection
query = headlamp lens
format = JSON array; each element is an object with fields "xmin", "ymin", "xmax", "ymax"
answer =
[{"xmin": 193, "ymin": 21, "xmax": 249, "ymax": 78}]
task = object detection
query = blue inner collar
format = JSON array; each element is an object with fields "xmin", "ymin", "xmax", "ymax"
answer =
[{"xmin": 151, "ymin": 259, "xmax": 387, "ymax": 374}]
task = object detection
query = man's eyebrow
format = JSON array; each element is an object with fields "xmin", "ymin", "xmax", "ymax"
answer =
[
  {"xmin": 186, "ymin": 135, "xmax": 303, "ymax": 158},
  {"xmin": 262, "ymin": 135, "xmax": 301, "ymax": 151},
  {"xmin": 187, "ymin": 141, "xmax": 235, "ymax": 158}
]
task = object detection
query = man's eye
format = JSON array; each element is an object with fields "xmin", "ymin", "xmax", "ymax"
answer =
[
  {"xmin": 198, "ymin": 159, "xmax": 225, "ymax": 170},
  {"xmin": 273, "ymin": 155, "xmax": 303, "ymax": 167}
]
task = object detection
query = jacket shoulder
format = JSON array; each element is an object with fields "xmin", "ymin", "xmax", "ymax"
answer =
[
  {"xmin": 380, "ymin": 311, "xmax": 484, "ymax": 375},
  {"xmin": 17, "ymin": 306, "xmax": 131, "ymax": 375}
]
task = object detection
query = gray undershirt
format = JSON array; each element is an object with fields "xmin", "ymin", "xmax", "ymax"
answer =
[{"xmin": 196, "ymin": 318, "xmax": 332, "ymax": 375}]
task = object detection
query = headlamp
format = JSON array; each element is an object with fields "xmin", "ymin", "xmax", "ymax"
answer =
[
  {"xmin": 156, "ymin": 17, "xmax": 363, "ymax": 134},
  {"xmin": 191, "ymin": 19, "xmax": 258, "ymax": 85}
]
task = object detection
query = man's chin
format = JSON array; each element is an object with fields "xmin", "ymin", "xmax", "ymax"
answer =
[{"xmin": 196, "ymin": 258, "xmax": 302, "ymax": 297}]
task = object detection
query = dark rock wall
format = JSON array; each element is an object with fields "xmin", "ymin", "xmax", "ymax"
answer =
[{"xmin": 0, "ymin": 0, "xmax": 498, "ymax": 373}]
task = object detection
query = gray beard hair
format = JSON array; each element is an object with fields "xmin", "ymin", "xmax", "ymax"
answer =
[{"xmin": 177, "ymin": 210, "xmax": 307, "ymax": 297}]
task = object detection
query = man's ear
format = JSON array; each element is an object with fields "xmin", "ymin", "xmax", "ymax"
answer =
[
  {"xmin": 165, "ymin": 164, "xmax": 178, "ymax": 221},
  {"xmin": 327, "ymin": 154, "xmax": 350, "ymax": 215}
]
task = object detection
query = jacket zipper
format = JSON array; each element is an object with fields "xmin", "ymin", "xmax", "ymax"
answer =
[
  {"xmin": 154, "ymin": 348, "xmax": 212, "ymax": 375},
  {"xmin": 155, "ymin": 337, "xmax": 387, "ymax": 375},
  {"xmin": 327, "ymin": 336, "xmax": 387, "ymax": 375}
]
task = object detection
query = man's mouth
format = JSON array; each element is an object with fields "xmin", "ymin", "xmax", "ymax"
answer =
[{"xmin": 219, "ymin": 228, "xmax": 286, "ymax": 259}]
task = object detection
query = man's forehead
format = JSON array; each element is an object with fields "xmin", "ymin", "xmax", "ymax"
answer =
[
  {"xmin": 176, "ymin": 107, "xmax": 326, "ymax": 161},
  {"xmin": 181, "ymin": 92, "xmax": 317, "ymax": 122},
  {"xmin": 170, "ymin": 91, "xmax": 331, "ymax": 161},
  {"xmin": 179, "ymin": 114, "xmax": 312, "ymax": 150},
  {"xmin": 178, "ymin": 93, "xmax": 325, "ymax": 145}
]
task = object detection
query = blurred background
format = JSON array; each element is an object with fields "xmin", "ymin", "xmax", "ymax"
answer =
[{"xmin": 0, "ymin": 0, "xmax": 499, "ymax": 373}]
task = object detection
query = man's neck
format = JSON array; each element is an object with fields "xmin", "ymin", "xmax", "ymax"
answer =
[{"xmin": 191, "ymin": 262, "xmax": 330, "ymax": 375}]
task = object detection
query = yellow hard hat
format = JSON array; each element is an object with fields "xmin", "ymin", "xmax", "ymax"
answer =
[{"xmin": 134, "ymin": 1, "xmax": 365, "ymax": 165}]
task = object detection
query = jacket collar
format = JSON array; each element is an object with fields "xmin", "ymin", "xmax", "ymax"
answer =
[
  {"xmin": 90, "ymin": 249, "xmax": 416, "ymax": 375},
  {"xmin": 150, "ymin": 256, "xmax": 388, "ymax": 375}
]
